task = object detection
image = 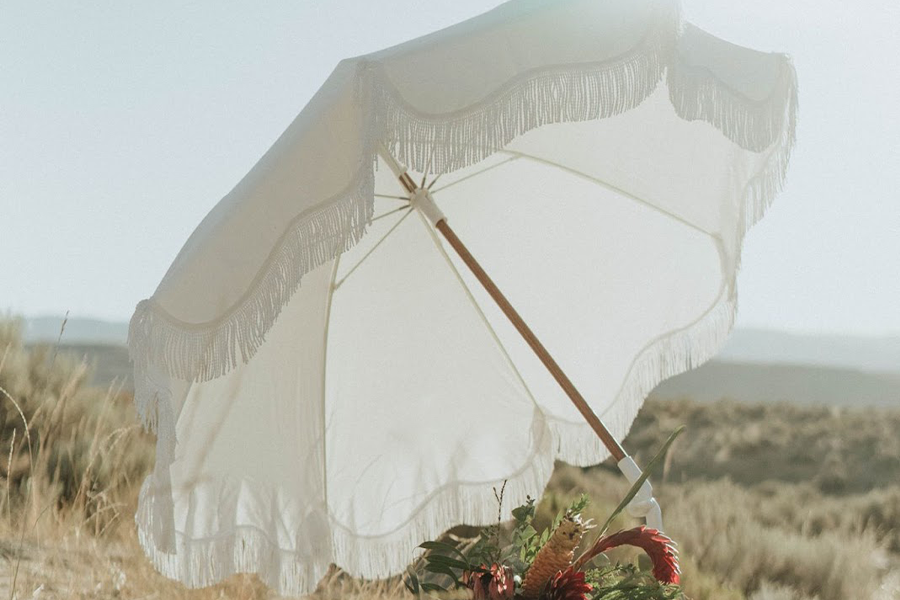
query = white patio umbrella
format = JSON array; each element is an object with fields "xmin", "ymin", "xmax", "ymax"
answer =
[{"xmin": 128, "ymin": 0, "xmax": 797, "ymax": 595}]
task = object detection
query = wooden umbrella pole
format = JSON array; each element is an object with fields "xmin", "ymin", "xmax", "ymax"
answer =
[
  {"xmin": 382, "ymin": 145, "xmax": 626, "ymax": 462},
  {"xmin": 434, "ymin": 219, "xmax": 627, "ymax": 462}
]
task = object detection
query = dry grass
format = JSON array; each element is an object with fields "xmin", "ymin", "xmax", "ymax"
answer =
[
  {"xmin": 626, "ymin": 397, "xmax": 900, "ymax": 494},
  {"xmin": 2, "ymin": 316, "xmax": 899, "ymax": 599}
]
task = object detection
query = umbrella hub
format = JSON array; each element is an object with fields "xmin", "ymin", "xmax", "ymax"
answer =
[
  {"xmin": 378, "ymin": 143, "xmax": 448, "ymax": 226},
  {"xmin": 409, "ymin": 187, "xmax": 446, "ymax": 227}
]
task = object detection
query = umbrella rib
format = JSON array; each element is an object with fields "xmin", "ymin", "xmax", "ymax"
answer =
[
  {"xmin": 333, "ymin": 208, "xmax": 413, "ymax": 291},
  {"xmin": 498, "ymin": 149, "xmax": 716, "ymax": 239},
  {"xmin": 370, "ymin": 205, "xmax": 411, "ymax": 223},
  {"xmin": 429, "ymin": 156, "xmax": 520, "ymax": 195},
  {"xmin": 414, "ymin": 209, "xmax": 543, "ymax": 413},
  {"xmin": 426, "ymin": 172, "xmax": 443, "ymax": 190}
]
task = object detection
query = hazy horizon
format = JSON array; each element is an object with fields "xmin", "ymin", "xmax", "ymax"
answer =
[
  {"xmin": 16, "ymin": 315, "xmax": 900, "ymax": 405},
  {"xmin": 14, "ymin": 312, "xmax": 900, "ymax": 342},
  {"xmin": 2, "ymin": 0, "xmax": 899, "ymax": 336},
  {"xmin": 18, "ymin": 315, "xmax": 900, "ymax": 380}
]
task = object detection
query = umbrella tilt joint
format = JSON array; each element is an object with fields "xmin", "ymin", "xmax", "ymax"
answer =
[{"xmin": 377, "ymin": 143, "xmax": 664, "ymax": 531}]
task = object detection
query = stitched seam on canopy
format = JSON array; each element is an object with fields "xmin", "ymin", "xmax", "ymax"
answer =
[
  {"xmin": 373, "ymin": 16, "xmax": 677, "ymax": 176},
  {"xmin": 372, "ymin": 25, "xmax": 666, "ymax": 121},
  {"xmin": 135, "ymin": 163, "xmax": 373, "ymax": 331},
  {"xmin": 128, "ymin": 159, "xmax": 375, "ymax": 384},
  {"xmin": 142, "ymin": 411, "xmax": 541, "ymax": 547},
  {"xmin": 668, "ymin": 53, "xmax": 797, "ymax": 152},
  {"xmin": 326, "ymin": 407, "xmax": 550, "ymax": 539},
  {"xmin": 674, "ymin": 54, "xmax": 794, "ymax": 107}
]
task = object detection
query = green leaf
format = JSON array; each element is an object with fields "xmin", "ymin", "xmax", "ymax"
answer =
[
  {"xmin": 465, "ymin": 538, "xmax": 489, "ymax": 565},
  {"xmin": 424, "ymin": 563, "xmax": 455, "ymax": 576},
  {"xmin": 600, "ymin": 426, "xmax": 685, "ymax": 535},
  {"xmin": 425, "ymin": 555, "xmax": 471, "ymax": 571},
  {"xmin": 419, "ymin": 541, "xmax": 471, "ymax": 566},
  {"xmin": 567, "ymin": 493, "xmax": 590, "ymax": 516},
  {"xmin": 403, "ymin": 569, "xmax": 420, "ymax": 595},
  {"xmin": 516, "ymin": 525, "xmax": 537, "ymax": 542},
  {"xmin": 423, "ymin": 563, "xmax": 462, "ymax": 589},
  {"xmin": 420, "ymin": 582, "xmax": 447, "ymax": 593},
  {"xmin": 511, "ymin": 498, "xmax": 535, "ymax": 523}
]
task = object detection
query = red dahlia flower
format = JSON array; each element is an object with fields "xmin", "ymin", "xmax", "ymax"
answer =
[{"xmin": 573, "ymin": 526, "xmax": 680, "ymax": 585}]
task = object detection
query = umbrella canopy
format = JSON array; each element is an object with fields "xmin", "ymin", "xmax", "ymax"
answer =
[{"xmin": 128, "ymin": 0, "xmax": 797, "ymax": 595}]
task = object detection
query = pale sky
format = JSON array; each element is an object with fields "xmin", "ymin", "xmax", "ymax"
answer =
[{"xmin": 1, "ymin": 0, "xmax": 898, "ymax": 336}]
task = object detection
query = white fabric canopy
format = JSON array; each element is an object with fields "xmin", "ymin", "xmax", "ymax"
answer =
[{"xmin": 128, "ymin": 0, "xmax": 797, "ymax": 595}]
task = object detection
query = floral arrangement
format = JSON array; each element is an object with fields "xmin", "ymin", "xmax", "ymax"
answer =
[{"xmin": 405, "ymin": 430, "xmax": 684, "ymax": 600}]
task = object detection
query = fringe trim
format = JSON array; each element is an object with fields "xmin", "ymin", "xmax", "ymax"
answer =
[
  {"xmin": 135, "ymin": 408, "xmax": 555, "ymax": 597},
  {"xmin": 127, "ymin": 165, "xmax": 375, "ymax": 386},
  {"xmin": 735, "ymin": 58, "xmax": 799, "ymax": 239},
  {"xmin": 668, "ymin": 50, "xmax": 799, "ymax": 154},
  {"xmin": 131, "ymin": 363, "xmax": 170, "ymax": 436},
  {"xmin": 329, "ymin": 409, "xmax": 554, "ymax": 579},
  {"xmin": 373, "ymin": 3, "xmax": 680, "ymax": 175},
  {"xmin": 546, "ymin": 293, "xmax": 737, "ymax": 468},
  {"xmin": 135, "ymin": 479, "xmax": 332, "ymax": 597}
]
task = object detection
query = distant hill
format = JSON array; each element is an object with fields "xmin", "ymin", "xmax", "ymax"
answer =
[
  {"xmin": 29, "ymin": 346, "xmax": 900, "ymax": 408},
  {"xmin": 40, "ymin": 343, "xmax": 134, "ymax": 391},
  {"xmin": 651, "ymin": 360, "xmax": 900, "ymax": 407},
  {"xmin": 24, "ymin": 317, "xmax": 900, "ymax": 374},
  {"xmin": 718, "ymin": 328, "xmax": 900, "ymax": 374},
  {"xmin": 24, "ymin": 316, "xmax": 128, "ymax": 345},
  {"xmin": 22, "ymin": 316, "xmax": 132, "ymax": 390}
]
